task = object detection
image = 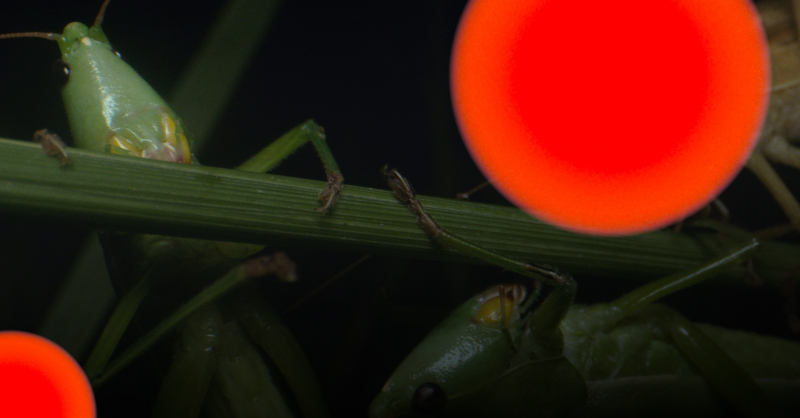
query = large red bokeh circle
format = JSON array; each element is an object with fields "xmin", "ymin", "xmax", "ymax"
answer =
[
  {"xmin": 451, "ymin": 0, "xmax": 769, "ymax": 235},
  {"xmin": 0, "ymin": 331, "xmax": 95, "ymax": 418}
]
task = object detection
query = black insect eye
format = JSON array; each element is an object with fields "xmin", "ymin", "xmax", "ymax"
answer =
[
  {"xmin": 411, "ymin": 382, "xmax": 446, "ymax": 414},
  {"xmin": 52, "ymin": 59, "xmax": 70, "ymax": 87}
]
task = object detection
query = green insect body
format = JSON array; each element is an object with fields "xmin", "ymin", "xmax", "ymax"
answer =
[
  {"xmin": 1, "ymin": 15, "xmax": 192, "ymax": 162},
  {"xmin": 370, "ymin": 240, "xmax": 800, "ymax": 418},
  {"xmin": 55, "ymin": 22, "xmax": 191, "ymax": 162},
  {"xmin": 370, "ymin": 284, "xmax": 529, "ymax": 416},
  {"xmin": 559, "ymin": 304, "xmax": 800, "ymax": 384},
  {"xmin": 1, "ymin": 1, "xmax": 341, "ymax": 417}
]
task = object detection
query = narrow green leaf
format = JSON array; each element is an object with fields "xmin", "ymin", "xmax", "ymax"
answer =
[{"xmin": 0, "ymin": 138, "xmax": 795, "ymax": 288}]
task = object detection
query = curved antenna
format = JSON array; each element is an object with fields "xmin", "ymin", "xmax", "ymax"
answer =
[
  {"xmin": 94, "ymin": 0, "xmax": 112, "ymax": 27},
  {"xmin": 0, "ymin": 32, "xmax": 58, "ymax": 41}
]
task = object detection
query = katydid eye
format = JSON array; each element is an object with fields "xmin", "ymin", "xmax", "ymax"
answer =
[
  {"xmin": 411, "ymin": 382, "xmax": 446, "ymax": 414},
  {"xmin": 52, "ymin": 60, "xmax": 70, "ymax": 87}
]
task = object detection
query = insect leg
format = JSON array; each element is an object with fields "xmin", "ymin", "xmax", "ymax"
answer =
[
  {"xmin": 87, "ymin": 252, "xmax": 296, "ymax": 386},
  {"xmin": 382, "ymin": 165, "xmax": 576, "ymax": 354},
  {"xmin": 455, "ymin": 180, "xmax": 490, "ymax": 200},
  {"xmin": 761, "ymin": 135, "xmax": 800, "ymax": 169},
  {"xmin": 33, "ymin": 129, "xmax": 72, "ymax": 166},
  {"xmin": 236, "ymin": 120, "xmax": 343, "ymax": 213},
  {"xmin": 233, "ymin": 291, "xmax": 329, "ymax": 418},
  {"xmin": 610, "ymin": 239, "xmax": 759, "ymax": 318},
  {"xmin": 83, "ymin": 266, "xmax": 159, "ymax": 379},
  {"xmin": 746, "ymin": 152, "xmax": 800, "ymax": 230},
  {"xmin": 567, "ymin": 239, "xmax": 783, "ymax": 417},
  {"xmin": 203, "ymin": 318, "xmax": 295, "ymax": 417},
  {"xmin": 381, "ymin": 166, "xmax": 569, "ymax": 286},
  {"xmin": 653, "ymin": 305, "xmax": 788, "ymax": 418},
  {"xmin": 152, "ymin": 304, "xmax": 223, "ymax": 418}
]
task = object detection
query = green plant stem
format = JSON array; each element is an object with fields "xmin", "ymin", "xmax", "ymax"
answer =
[{"xmin": 0, "ymin": 138, "xmax": 796, "ymax": 288}]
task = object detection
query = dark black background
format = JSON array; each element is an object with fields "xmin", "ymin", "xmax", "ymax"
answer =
[{"xmin": 0, "ymin": 1, "xmax": 797, "ymax": 416}]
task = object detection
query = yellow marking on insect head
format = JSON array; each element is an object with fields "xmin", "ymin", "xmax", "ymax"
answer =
[{"xmin": 473, "ymin": 284, "xmax": 525, "ymax": 327}]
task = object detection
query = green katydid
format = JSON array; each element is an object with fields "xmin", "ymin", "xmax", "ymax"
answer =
[
  {"xmin": 0, "ymin": 0, "xmax": 339, "ymax": 416},
  {"xmin": 374, "ymin": 168, "xmax": 799, "ymax": 418}
]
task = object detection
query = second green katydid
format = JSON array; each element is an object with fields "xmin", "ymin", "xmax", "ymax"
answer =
[
  {"xmin": 370, "ymin": 240, "xmax": 800, "ymax": 418},
  {"xmin": 0, "ymin": 0, "xmax": 342, "ymax": 416},
  {"xmin": 376, "ymin": 168, "xmax": 798, "ymax": 418}
]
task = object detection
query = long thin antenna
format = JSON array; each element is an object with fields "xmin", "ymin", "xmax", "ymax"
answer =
[
  {"xmin": 282, "ymin": 254, "xmax": 371, "ymax": 316},
  {"xmin": 94, "ymin": 0, "xmax": 112, "ymax": 27},
  {"xmin": 0, "ymin": 32, "xmax": 58, "ymax": 41}
]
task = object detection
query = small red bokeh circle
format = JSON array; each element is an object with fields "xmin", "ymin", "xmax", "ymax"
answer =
[{"xmin": 0, "ymin": 331, "xmax": 95, "ymax": 418}]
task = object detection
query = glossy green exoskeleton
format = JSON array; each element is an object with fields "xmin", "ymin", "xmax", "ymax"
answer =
[
  {"xmin": 1, "ymin": 1, "xmax": 340, "ymax": 416},
  {"xmin": 0, "ymin": 0, "xmax": 342, "ymax": 205},
  {"xmin": 377, "ymin": 168, "xmax": 798, "ymax": 418},
  {"xmin": 3, "ymin": 1, "xmax": 191, "ymax": 162}
]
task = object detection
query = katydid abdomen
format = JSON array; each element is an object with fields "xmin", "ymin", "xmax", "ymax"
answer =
[{"xmin": 562, "ymin": 303, "xmax": 800, "ymax": 381}]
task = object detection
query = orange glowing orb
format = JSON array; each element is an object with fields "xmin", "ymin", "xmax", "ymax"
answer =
[
  {"xmin": 0, "ymin": 331, "xmax": 95, "ymax": 418},
  {"xmin": 451, "ymin": 0, "xmax": 769, "ymax": 235}
]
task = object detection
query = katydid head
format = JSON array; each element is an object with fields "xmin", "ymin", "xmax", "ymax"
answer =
[
  {"xmin": 369, "ymin": 285, "xmax": 527, "ymax": 418},
  {"xmin": 0, "ymin": 22, "xmax": 114, "ymax": 91},
  {"xmin": 0, "ymin": 0, "xmax": 114, "ymax": 94},
  {"xmin": 0, "ymin": 0, "xmax": 112, "ymax": 45},
  {"xmin": 0, "ymin": 0, "xmax": 114, "ymax": 62}
]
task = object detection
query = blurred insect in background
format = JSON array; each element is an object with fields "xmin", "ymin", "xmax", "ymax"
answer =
[
  {"xmin": 0, "ymin": 0, "xmax": 341, "ymax": 416},
  {"xmin": 749, "ymin": 0, "xmax": 800, "ymax": 234}
]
